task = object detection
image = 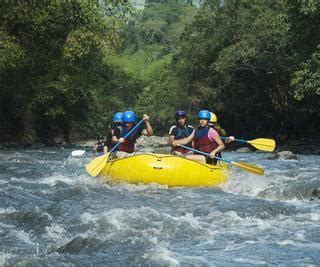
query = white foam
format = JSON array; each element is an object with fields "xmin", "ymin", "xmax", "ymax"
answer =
[
  {"xmin": 223, "ymin": 171, "xmax": 269, "ymax": 198},
  {"xmin": 234, "ymin": 257, "xmax": 269, "ymax": 265},
  {"xmin": 39, "ymin": 174, "xmax": 73, "ymax": 186},
  {"xmin": 0, "ymin": 207, "xmax": 17, "ymax": 214},
  {"xmin": 310, "ymin": 211, "xmax": 320, "ymax": 221},
  {"xmin": 0, "ymin": 252, "xmax": 14, "ymax": 266},
  {"xmin": 9, "ymin": 177, "xmax": 30, "ymax": 183},
  {"xmin": 44, "ymin": 224, "xmax": 66, "ymax": 241},
  {"xmin": 177, "ymin": 213, "xmax": 201, "ymax": 229},
  {"xmin": 277, "ymin": 239, "xmax": 296, "ymax": 246},
  {"xmin": 80, "ymin": 212, "xmax": 97, "ymax": 224},
  {"xmin": 11, "ymin": 229, "xmax": 34, "ymax": 245},
  {"xmin": 223, "ymin": 242, "xmax": 245, "ymax": 252},
  {"xmin": 39, "ymin": 173, "xmax": 98, "ymax": 187},
  {"xmin": 294, "ymin": 232, "xmax": 306, "ymax": 242},
  {"xmin": 143, "ymin": 244, "xmax": 180, "ymax": 266}
]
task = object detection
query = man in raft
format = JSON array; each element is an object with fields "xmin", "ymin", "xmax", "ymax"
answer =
[
  {"xmin": 104, "ymin": 112, "xmax": 123, "ymax": 153},
  {"xmin": 173, "ymin": 110, "xmax": 225, "ymax": 165},
  {"xmin": 111, "ymin": 110, "xmax": 153, "ymax": 159},
  {"xmin": 209, "ymin": 112, "xmax": 235, "ymax": 144},
  {"xmin": 168, "ymin": 110, "xmax": 194, "ymax": 157},
  {"xmin": 93, "ymin": 136, "xmax": 106, "ymax": 156}
]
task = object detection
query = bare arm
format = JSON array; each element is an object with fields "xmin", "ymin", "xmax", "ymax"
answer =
[
  {"xmin": 209, "ymin": 134, "xmax": 225, "ymax": 158},
  {"xmin": 173, "ymin": 130, "xmax": 195, "ymax": 146},
  {"xmin": 141, "ymin": 114, "xmax": 153, "ymax": 136},
  {"xmin": 224, "ymin": 136, "xmax": 235, "ymax": 144},
  {"xmin": 168, "ymin": 135, "xmax": 174, "ymax": 146}
]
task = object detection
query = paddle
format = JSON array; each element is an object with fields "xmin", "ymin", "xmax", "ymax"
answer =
[
  {"xmin": 86, "ymin": 118, "xmax": 145, "ymax": 177},
  {"xmin": 176, "ymin": 144, "xmax": 264, "ymax": 175},
  {"xmin": 221, "ymin": 137, "xmax": 275, "ymax": 152}
]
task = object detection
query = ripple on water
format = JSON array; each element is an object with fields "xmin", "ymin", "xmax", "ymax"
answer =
[{"xmin": 0, "ymin": 149, "xmax": 320, "ymax": 265}]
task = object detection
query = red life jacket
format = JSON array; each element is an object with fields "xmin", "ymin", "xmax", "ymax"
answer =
[
  {"xmin": 194, "ymin": 126, "xmax": 217, "ymax": 153},
  {"xmin": 117, "ymin": 125, "xmax": 141, "ymax": 153}
]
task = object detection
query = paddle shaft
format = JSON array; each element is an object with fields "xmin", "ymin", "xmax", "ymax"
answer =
[
  {"xmin": 221, "ymin": 136, "xmax": 246, "ymax": 143},
  {"xmin": 177, "ymin": 144, "xmax": 231, "ymax": 163},
  {"xmin": 109, "ymin": 118, "xmax": 145, "ymax": 153},
  {"xmin": 177, "ymin": 144, "xmax": 264, "ymax": 175}
]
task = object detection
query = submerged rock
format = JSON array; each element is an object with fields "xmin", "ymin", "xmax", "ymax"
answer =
[
  {"xmin": 267, "ymin": 150, "xmax": 298, "ymax": 160},
  {"xmin": 309, "ymin": 188, "xmax": 320, "ymax": 201}
]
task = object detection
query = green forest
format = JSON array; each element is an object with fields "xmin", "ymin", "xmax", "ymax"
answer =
[{"xmin": 1, "ymin": 0, "xmax": 319, "ymax": 145}]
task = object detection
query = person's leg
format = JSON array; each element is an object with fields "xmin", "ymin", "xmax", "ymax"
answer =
[
  {"xmin": 172, "ymin": 150, "xmax": 183, "ymax": 157},
  {"xmin": 185, "ymin": 154, "xmax": 206, "ymax": 163},
  {"xmin": 116, "ymin": 151, "xmax": 131, "ymax": 159},
  {"xmin": 213, "ymin": 152, "xmax": 222, "ymax": 165}
]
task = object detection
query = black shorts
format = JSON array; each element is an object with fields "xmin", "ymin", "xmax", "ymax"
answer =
[
  {"xmin": 205, "ymin": 156, "xmax": 214, "ymax": 165},
  {"xmin": 205, "ymin": 152, "xmax": 222, "ymax": 165}
]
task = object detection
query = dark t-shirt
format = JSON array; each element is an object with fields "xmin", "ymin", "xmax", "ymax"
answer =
[
  {"xmin": 169, "ymin": 125, "xmax": 194, "ymax": 138},
  {"xmin": 105, "ymin": 129, "xmax": 113, "ymax": 149}
]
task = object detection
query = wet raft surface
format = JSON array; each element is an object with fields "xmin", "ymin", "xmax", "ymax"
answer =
[{"xmin": 0, "ymin": 147, "xmax": 319, "ymax": 265}]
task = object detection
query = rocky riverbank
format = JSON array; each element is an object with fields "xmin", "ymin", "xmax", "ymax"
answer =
[{"xmin": 1, "ymin": 136, "xmax": 320, "ymax": 155}]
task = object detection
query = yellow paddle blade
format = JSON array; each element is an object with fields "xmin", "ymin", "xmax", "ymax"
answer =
[
  {"xmin": 231, "ymin": 161, "xmax": 264, "ymax": 175},
  {"xmin": 247, "ymin": 138, "xmax": 276, "ymax": 152},
  {"xmin": 85, "ymin": 153, "xmax": 109, "ymax": 177}
]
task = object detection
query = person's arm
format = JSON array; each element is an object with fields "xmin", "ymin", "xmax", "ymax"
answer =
[
  {"xmin": 173, "ymin": 130, "xmax": 195, "ymax": 146},
  {"xmin": 141, "ymin": 114, "xmax": 153, "ymax": 136},
  {"xmin": 208, "ymin": 128, "xmax": 225, "ymax": 158},
  {"xmin": 224, "ymin": 136, "xmax": 235, "ymax": 144},
  {"xmin": 111, "ymin": 128, "xmax": 123, "ymax": 143},
  {"xmin": 168, "ymin": 135, "xmax": 175, "ymax": 146},
  {"xmin": 111, "ymin": 136, "xmax": 118, "ymax": 143},
  {"xmin": 168, "ymin": 126, "xmax": 177, "ymax": 146}
]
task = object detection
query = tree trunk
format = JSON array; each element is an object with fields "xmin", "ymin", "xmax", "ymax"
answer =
[{"xmin": 22, "ymin": 104, "xmax": 36, "ymax": 144}]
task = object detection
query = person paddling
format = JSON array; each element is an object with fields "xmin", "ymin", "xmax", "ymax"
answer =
[
  {"xmin": 173, "ymin": 110, "xmax": 225, "ymax": 165},
  {"xmin": 111, "ymin": 111, "xmax": 153, "ymax": 159},
  {"xmin": 104, "ymin": 112, "xmax": 123, "ymax": 153},
  {"xmin": 209, "ymin": 112, "xmax": 235, "ymax": 144},
  {"xmin": 168, "ymin": 111, "xmax": 194, "ymax": 156},
  {"xmin": 93, "ymin": 136, "xmax": 106, "ymax": 156}
]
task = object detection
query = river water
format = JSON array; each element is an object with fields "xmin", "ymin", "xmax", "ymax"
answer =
[{"xmin": 0, "ymin": 146, "xmax": 319, "ymax": 266}]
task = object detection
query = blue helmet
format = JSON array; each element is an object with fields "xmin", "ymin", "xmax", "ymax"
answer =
[
  {"xmin": 197, "ymin": 110, "xmax": 211, "ymax": 120},
  {"xmin": 122, "ymin": 111, "xmax": 136, "ymax": 123},
  {"xmin": 175, "ymin": 110, "xmax": 186, "ymax": 121},
  {"xmin": 112, "ymin": 112, "xmax": 123, "ymax": 122}
]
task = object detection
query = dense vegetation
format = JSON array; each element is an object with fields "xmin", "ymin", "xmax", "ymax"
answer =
[{"xmin": 1, "ymin": 0, "xmax": 319, "ymax": 145}]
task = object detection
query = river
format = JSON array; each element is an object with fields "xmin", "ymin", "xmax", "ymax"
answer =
[{"xmin": 0, "ymin": 146, "xmax": 319, "ymax": 266}]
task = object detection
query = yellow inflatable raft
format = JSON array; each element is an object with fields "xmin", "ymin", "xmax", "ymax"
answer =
[{"xmin": 100, "ymin": 153, "xmax": 228, "ymax": 187}]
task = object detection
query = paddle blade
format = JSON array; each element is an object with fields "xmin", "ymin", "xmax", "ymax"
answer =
[
  {"xmin": 247, "ymin": 138, "xmax": 276, "ymax": 152},
  {"xmin": 231, "ymin": 161, "xmax": 264, "ymax": 175},
  {"xmin": 85, "ymin": 153, "xmax": 109, "ymax": 177}
]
